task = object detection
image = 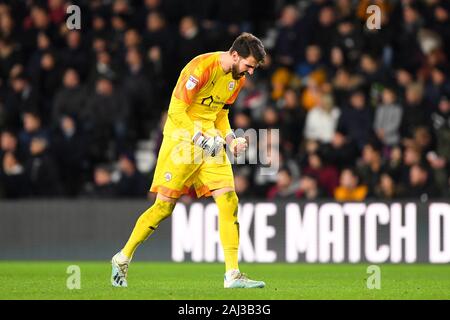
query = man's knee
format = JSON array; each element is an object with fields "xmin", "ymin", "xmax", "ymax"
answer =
[
  {"xmin": 140, "ymin": 193, "xmax": 177, "ymax": 226},
  {"xmin": 157, "ymin": 192, "xmax": 178, "ymax": 204},
  {"xmin": 215, "ymin": 190, "xmax": 239, "ymax": 219},
  {"xmin": 212, "ymin": 187, "xmax": 235, "ymax": 199}
]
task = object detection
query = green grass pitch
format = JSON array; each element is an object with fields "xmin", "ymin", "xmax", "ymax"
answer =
[{"xmin": 0, "ymin": 262, "xmax": 449, "ymax": 300}]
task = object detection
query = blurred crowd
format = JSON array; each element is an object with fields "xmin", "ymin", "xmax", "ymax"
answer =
[{"xmin": 0, "ymin": 0, "xmax": 449, "ymax": 201}]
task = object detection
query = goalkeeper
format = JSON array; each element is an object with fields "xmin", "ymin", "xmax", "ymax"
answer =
[{"xmin": 111, "ymin": 33, "xmax": 266, "ymax": 289}]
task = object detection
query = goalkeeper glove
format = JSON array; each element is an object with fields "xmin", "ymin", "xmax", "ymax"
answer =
[
  {"xmin": 192, "ymin": 131, "xmax": 225, "ymax": 157},
  {"xmin": 228, "ymin": 135, "xmax": 248, "ymax": 156}
]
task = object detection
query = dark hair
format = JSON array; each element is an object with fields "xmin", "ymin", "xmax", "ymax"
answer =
[{"xmin": 230, "ymin": 32, "xmax": 266, "ymax": 64}]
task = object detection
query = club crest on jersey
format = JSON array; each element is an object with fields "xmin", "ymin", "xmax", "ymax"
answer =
[
  {"xmin": 186, "ymin": 75, "xmax": 199, "ymax": 90},
  {"xmin": 228, "ymin": 81, "xmax": 235, "ymax": 91}
]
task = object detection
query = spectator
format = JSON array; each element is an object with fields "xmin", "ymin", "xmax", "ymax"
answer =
[
  {"xmin": 116, "ymin": 152, "xmax": 149, "ymax": 198},
  {"xmin": 333, "ymin": 17, "xmax": 364, "ymax": 65},
  {"xmin": 431, "ymin": 94, "xmax": 450, "ymax": 160},
  {"xmin": 60, "ymin": 30, "xmax": 89, "ymax": 79},
  {"xmin": 234, "ymin": 77, "xmax": 268, "ymax": 121},
  {"xmin": 82, "ymin": 165, "xmax": 117, "ymax": 198},
  {"xmin": 47, "ymin": 0, "xmax": 66, "ymax": 25},
  {"xmin": 0, "ymin": 129, "xmax": 19, "ymax": 160},
  {"xmin": 400, "ymin": 83, "xmax": 430, "ymax": 140},
  {"xmin": 273, "ymin": 5, "xmax": 304, "ymax": 68},
  {"xmin": 374, "ymin": 87, "xmax": 403, "ymax": 147},
  {"xmin": 52, "ymin": 69, "xmax": 87, "ymax": 127},
  {"xmin": 320, "ymin": 130, "xmax": 359, "ymax": 169},
  {"xmin": 332, "ymin": 67, "xmax": 363, "ymax": 107},
  {"xmin": 83, "ymin": 77, "xmax": 130, "ymax": 162},
  {"xmin": 304, "ymin": 93, "xmax": 340, "ymax": 144},
  {"xmin": 0, "ymin": 151, "xmax": 30, "ymax": 198},
  {"xmin": 334, "ymin": 168, "xmax": 368, "ymax": 201},
  {"xmin": 26, "ymin": 137, "xmax": 62, "ymax": 197},
  {"xmin": 52, "ymin": 115, "xmax": 88, "ymax": 197},
  {"xmin": 18, "ymin": 111, "xmax": 50, "ymax": 157},
  {"xmin": 296, "ymin": 173, "xmax": 326, "ymax": 200},
  {"xmin": 424, "ymin": 64, "xmax": 450, "ymax": 108},
  {"xmin": 337, "ymin": 89, "xmax": 373, "ymax": 151},
  {"xmin": 358, "ymin": 53, "xmax": 387, "ymax": 104},
  {"xmin": 392, "ymin": 3, "xmax": 423, "ymax": 70},
  {"xmin": 266, "ymin": 167, "xmax": 299, "ymax": 200},
  {"xmin": 177, "ymin": 16, "xmax": 205, "ymax": 68},
  {"xmin": 296, "ymin": 44, "xmax": 324, "ymax": 78},
  {"xmin": 279, "ymin": 88, "xmax": 306, "ymax": 155},
  {"xmin": 31, "ymin": 51, "xmax": 62, "ymax": 115},
  {"xmin": 302, "ymin": 151, "xmax": 339, "ymax": 197},
  {"xmin": 357, "ymin": 143, "xmax": 384, "ymax": 194},
  {"xmin": 5, "ymin": 72, "xmax": 41, "ymax": 128},
  {"xmin": 404, "ymin": 163, "xmax": 439, "ymax": 200},
  {"xmin": 373, "ymin": 171, "xmax": 403, "ymax": 200},
  {"xmin": 310, "ymin": 6, "xmax": 336, "ymax": 62},
  {"xmin": 123, "ymin": 47, "xmax": 155, "ymax": 139},
  {"xmin": 328, "ymin": 46, "xmax": 347, "ymax": 76},
  {"xmin": 234, "ymin": 167, "xmax": 253, "ymax": 198},
  {"xmin": 87, "ymin": 50, "xmax": 118, "ymax": 87},
  {"xmin": 143, "ymin": 11, "xmax": 176, "ymax": 91},
  {"xmin": 26, "ymin": 32, "xmax": 53, "ymax": 83}
]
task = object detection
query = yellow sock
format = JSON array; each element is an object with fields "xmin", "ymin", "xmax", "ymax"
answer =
[
  {"xmin": 122, "ymin": 199, "xmax": 175, "ymax": 259},
  {"xmin": 215, "ymin": 191, "xmax": 240, "ymax": 272}
]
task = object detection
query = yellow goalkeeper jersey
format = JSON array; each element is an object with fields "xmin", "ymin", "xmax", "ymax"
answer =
[{"xmin": 163, "ymin": 51, "xmax": 245, "ymax": 141}]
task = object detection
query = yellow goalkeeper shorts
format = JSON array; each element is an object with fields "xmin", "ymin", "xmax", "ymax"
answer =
[{"xmin": 150, "ymin": 135, "xmax": 234, "ymax": 198}]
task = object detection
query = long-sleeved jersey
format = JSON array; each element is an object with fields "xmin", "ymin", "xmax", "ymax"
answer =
[{"xmin": 163, "ymin": 51, "xmax": 245, "ymax": 141}]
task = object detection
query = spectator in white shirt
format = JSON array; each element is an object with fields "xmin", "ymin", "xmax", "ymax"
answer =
[{"xmin": 304, "ymin": 93, "xmax": 340, "ymax": 143}]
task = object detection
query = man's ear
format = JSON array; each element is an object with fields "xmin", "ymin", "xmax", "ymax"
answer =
[{"xmin": 231, "ymin": 50, "xmax": 239, "ymax": 62}]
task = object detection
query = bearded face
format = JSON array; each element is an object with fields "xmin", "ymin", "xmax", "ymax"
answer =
[
  {"xmin": 230, "ymin": 53, "xmax": 258, "ymax": 80},
  {"xmin": 231, "ymin": 59, "xmax": 247, "ymax": 80}
]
